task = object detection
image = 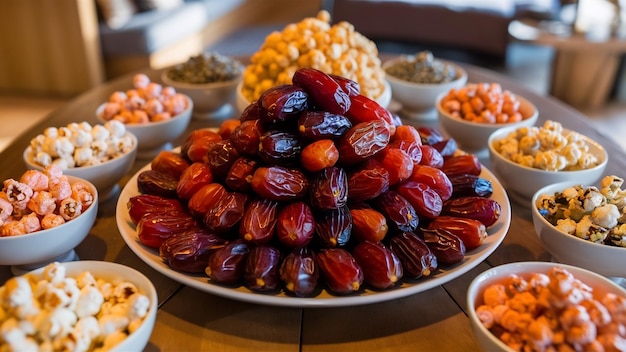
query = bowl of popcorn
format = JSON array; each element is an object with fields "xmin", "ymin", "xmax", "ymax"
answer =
[
  {"xmin": 0, "ymin": 166, "xmax": 98, "ymax": 275},
  {"xmin": 531, "ymin": 176, "xmax": 626, "ymax": 278},
  {"xmin": 235, "ymin": 10, "xmax": 392, "ymax": 112},
  {"xmin": 488, "ymin": 120, "xmax": 608, "ymax": 203},
  {"xmin": 161, "ymin": 52, "xmax": 243, "ymax": 120},
  {"xmin": 0, "ymin": 261, "xmax": 157, "ymax": 351},
  {"xmin": 23, "ymin": 121, "xmax": 137, "ymax": 202},
  {"xmin": 96, "ymin": 73, "xmax": 193, "ymax": 159},
  {"xmin": 437, "ymin": 82, "xmax": 539, "ymax": 154},
  {"xmin": 467, "ymin": 261, "xmax": 626, "ymax": 352},
  {"xmin": 382, "ymin": 51, "xmax": 468, "ymax": 121}
]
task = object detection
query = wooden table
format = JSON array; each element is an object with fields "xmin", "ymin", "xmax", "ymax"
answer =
[{"xmin": 0, "ymin": 62, "xmax": 623, "ymax": 351}]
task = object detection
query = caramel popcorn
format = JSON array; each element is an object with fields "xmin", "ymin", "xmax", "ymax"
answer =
[
  {"xmin": 493, "ymin": 120, "xmax": 601, "ymax": 171},
  {"xmin": 241, "ymin": 10, "xmax": 386, "ymax": 103},
  {"xmin": 476, "ymin": 266, "xmax": 626, "ymax": 351}
]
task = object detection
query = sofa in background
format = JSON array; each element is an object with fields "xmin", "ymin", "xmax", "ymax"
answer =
[{"xmin": 329, "ymin": 0, "xmax": 561, "ymax": 59}]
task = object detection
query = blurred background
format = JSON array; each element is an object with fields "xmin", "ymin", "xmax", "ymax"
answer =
[{"xmin": 1, "ymin": 0, "xmax": 625, "ymax": 151}]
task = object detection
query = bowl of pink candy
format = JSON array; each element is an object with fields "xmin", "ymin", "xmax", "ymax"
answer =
[{"xmin": 96, "ymin": 73, "xmax": 193, "ymax": 159}]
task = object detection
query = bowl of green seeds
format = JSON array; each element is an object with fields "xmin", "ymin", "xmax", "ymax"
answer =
[
  {"xmin": 383, "ymin": 51, "xmax": 467, "ymax": 121},
  {"xmin": 162, "ymin": 52, "xmax": 243, "ymax": 120}
]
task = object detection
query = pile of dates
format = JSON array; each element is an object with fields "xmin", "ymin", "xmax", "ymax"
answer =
[{"xmin": 127, "ymin": 67, "xmax": 502, "ymax": 297}]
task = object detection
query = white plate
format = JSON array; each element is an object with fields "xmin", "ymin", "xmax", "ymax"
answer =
[{"xmin": 116, "ymin": 158, "xmax": 511, "ymax": 308}]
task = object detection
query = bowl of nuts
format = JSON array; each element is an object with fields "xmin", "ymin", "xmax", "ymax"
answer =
[
  {"xmin": 161, "ymin": 52, "xmax": 243, "ymax": 120},
  {"xmin": 23, "ymin": 121, "xmax": 137, "ymax": 202},
  {"xmin": 382, "ymin": 51, "xmax": 468, "ymax": 121},
  {"xmin": 467, "ymin": 261, "xmax": 626, "ymax": 352},
  {"xmin": 235, "ymin": 10, "xmax": 391, "ymax": 113},
  {"xmin": 531, "ymin": 177, "xmax": 626, "ymax": 278},
  {"xmin": 0, "ymin": 166, "xmax": 98, "ymax": 275},
  {"xmin": 488, "ymin": 120, "xmax": 608, "ymax": 204},
  {"xmin": 97, "ymin": 73, "xmax": 193, "ymax": 159},
  {"xmin": 437, "ymin": 82, "xmax": 539, "ymax": 154},
  {"xmin": 1, "ymin": 261, "xmax": 158, "ymax": 351}
]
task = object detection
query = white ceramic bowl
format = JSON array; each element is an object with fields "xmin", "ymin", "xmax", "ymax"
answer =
[
  {"xmin": 235, "ymin": 79, "xmax": 392, "ymax": 114},
  {"xmin": 438, "ymin": 92, "xmax": 539, "ymax": 153},
  {"xmin": 25, "ymin": 260, "xmax": 158, "ymax": 351},
  {"xmin": 467, "ymin": 261, "xmax": 626, "ymax": 352},
  {"xmin": 531, "ymin": 181, "xmax": 626, "ymax": 278},
  {"xmin": 488, "ymin": 126, "xmax": 608, "ymax": 203},
  {"xmin": 161, "ymin": 67, "xmax": 241, "ymax": 120},
  {"xmin": 96, "ymin": 94, "xmax": 193, "ymax": 159},
  {"xmin": 382, "ymin": 56, "xmax": 468, "ymax": 120},
  {"xmin": 23, "ymin": 132, "xmax": 137, "ymax": 202},
  {"xmin": 0, "ymin": 176, "xmax": 98, "ymax": 274}
]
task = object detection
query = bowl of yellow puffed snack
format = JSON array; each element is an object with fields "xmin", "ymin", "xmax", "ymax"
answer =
[
  {"xmin": 235, "ymin": 10, "xmax": 391, "ymax": 112},
  {"xmin": 488, "ymin": 120, "xmax": 607, "ymax": 203}
]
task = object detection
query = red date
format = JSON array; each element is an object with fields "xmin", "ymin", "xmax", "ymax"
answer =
[
  {"xmin": 203, "ymin": 191, "xmax": 248, "ymax": 234},
  {"xmin": 338, "ymin": 121, "xmax": 390, "ymax": 165},
  {"xmin": 352, "ymin": 240, "xmax": 403, "ymax": 290},
  {"xmin": 292, "ymin": 67, "xmax": 351, "ymax": 115},
  {"xmin": 159, "ymin": 228, "xmax": 225, "ymax": 273},
  {"xmin": 127, "ymin": 194, "xmax": 183, "ymax": 224},
  {"xmin": 441, "ymin": 196, "xmax": 501, "ymax": 227},
  {"xmin": 389, "ymin": 232, "xmax": 438, "ymax": 279},
  {"xmin": 250, "ymin": 166, "xmax": 309, "ymax": 201},
  {"xmin": 137, "ymin": 211, "xmax": 199, "ymax": 249},
  {"xmin": 427, "ymin": 216, "xmax": 487, "ymax": 250},
  {"xmin": 422, "ymin": 228, "xmax": 466, "ymax": 266},
  {"xmin": 258, "ymin": 84, "xmax": 308, "ymax": 124},
  {"xmin": 137, "ymin": 170, "xmax": 179, "ymax": 198},
  {"xmin": 316, "ymin": 248, "xmax": 363, "ymax": 295},
  {"xmin": 206, "ymin": 240, "xmax": 249, "ymax": 285},
  {"xmin": 280, "ymin": 247, "xmax": 319, "ymax": 297},
  {"xmin": 371, "ymin": 190, "xmax": 419, "ymax": 233},
  {"xmin": 347, "ymin": 166, "xmax": 390, "ymax": 202},
  {"xmin": 239, "ymin": 198, "xmax": 278, "ymax": 245},
  {"xmin": 244, "ymin": 245, "xmax": 282, "ymax": 292},
  {"xmin": 276, "ymin": 201, "xmax": 315, "ymax": 248},
  {"xmin": 176, "ymin": 162, "xmax": 213, "ymax": 200},
  {"xmin": 441, "ymin": 154, "xmax": 482, "ymax": 178},
  {"xmin": 309, "ymin": 167, "xmax": 348, "ymax": 210},
  {"xmin": 396, "ymin": 181, "xmax": 442, "ymax": 220}
]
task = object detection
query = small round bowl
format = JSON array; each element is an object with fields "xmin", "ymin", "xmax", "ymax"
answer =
[
  {"xmin": 467, "ymin": 261, "xmax": 626, "ymax": 352},
  {"xmin": 96, "ymin": 94, "xmax": 193, "ymax": 159},
  {"xmin": 23, "ymin": 132, "xmax": 137, "ymax": 202},
  {"xmin": 531, "ymin": 181, "xmax": 626, "ymax": 278},
  {"xmin": 0, "ymin": 176, "xmax": 98, "ymax": 275},
  {"xmin": 382, "ymin": 57, "xmax": 468, "ymax": 121},
  {"xmin": 161, "ymin": 67, "xmax": 241, "ymax": 120},
  {"xmin": 235, "ymin": 79, "xmax": 393, "ymax": 113},
  {"xmin": 26, "ymin": 261, "xmax": 158, "ymax": 351},
  {"xmin": 488, "ymin": 126, "xmax": 608, "ymax": 204},
  {"xmin": 438, "ymin": 93, "xmax": 539, "ymax": 154}
]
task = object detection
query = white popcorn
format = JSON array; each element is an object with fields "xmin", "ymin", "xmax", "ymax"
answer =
[
  {"xmin": 27, "ymin": 121, "xmax": 133, "ymax": 170},
  {"xmin": 0, "ymin": 262, "xmax": 150, "ymax": 350},
  {"xmin": 98, "ymin": 314, "xmax": 129, "ymax": 337},
  {"xmin": 2, "ymin": 276, "xmax": 33, "ymax": 309},
  {"xmin": 105, "ymin": 120, "xmax": 126, "ymax": 139},
  {"xmin": 43, "ymin": 127, "xmax": 59, "ymax": 139},
  {"xmin": 75, "ymin": 286, "xmax": 104, "ymax": 318},
  {"xmin": 69, "ymin": 130, "xmax": 94, "ymax": 148},
  {"xmin": 73, "ymin": 147, "xmax": 94, "ymax": 167},
  {"xmin": 90, "ymin": 124, "xmax": 110, "ymax": 142},
  {"xmin": 34, "ymin": 152, "xmax": 52, "ymax": 167}
]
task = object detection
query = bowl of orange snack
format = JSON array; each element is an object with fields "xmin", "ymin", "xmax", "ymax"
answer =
[
  {"xmin": 437, "ymin": 82, "xmax": 538, "ymax": 153},
  {"xmin": 467, "ymin": 261, "xmax": 626, "ymax": 352},
  {"xmin": 0, "ymin": 165, "xmax": 98, "ymax": 275},
  {"xmin": 235, "ymin": 10, "xmax": 391, "ymax": 112},
  {"xmin": 97, "ymin": 73, "xmax": 193, "ymax": 159}
]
